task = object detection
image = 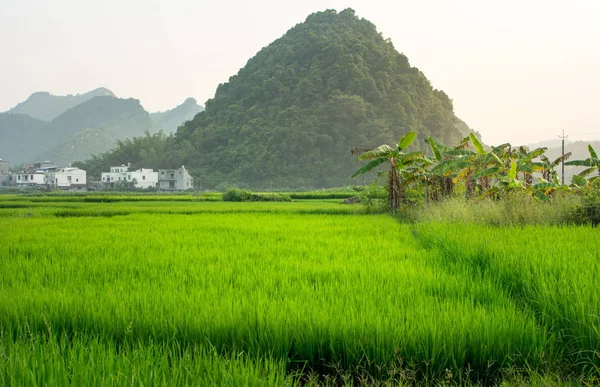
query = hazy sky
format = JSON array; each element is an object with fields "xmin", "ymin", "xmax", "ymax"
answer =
[{"xmin": 1, "ymin": 0, "xmax": 598, "ymax": 145}]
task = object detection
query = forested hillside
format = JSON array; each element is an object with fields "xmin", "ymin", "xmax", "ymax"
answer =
[
  {"xmin": 171, "ymin": 9, "xmax": 474, "ymax": 188},
  {"xmin": 37, "ymin": 128, "xmax": 117, "ymax": 167},
  {"xmin": 77, "ymin": 9, "xmax": 475, "ymax": 188}
]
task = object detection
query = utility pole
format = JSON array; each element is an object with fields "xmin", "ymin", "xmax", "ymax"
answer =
[{"xmin": 559, "ymin": 129, "xmax": 568, "ymax": 185}]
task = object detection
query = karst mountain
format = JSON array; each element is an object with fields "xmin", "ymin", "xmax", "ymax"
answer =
[{"xmin": 167, "ymin": 8, "xmax": 475, "ymax": 188}]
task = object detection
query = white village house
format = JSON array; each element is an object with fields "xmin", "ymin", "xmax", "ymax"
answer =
[
  {"xmin": 158, "ymin": 166, "xmax": 193, "ymax": 190},
  {"xmin": 46, "ymin": 167, "xmax": 87, "ymax": 189},
  {"xmin": 101, "ymin": 164, "xmax": 159, "ymax": 189},
  {"xmin": 10, "ymin": 161, "xmax": 87, "ymax": 189},
  {"xmin": 13, "ymin": 170, "xmax": 47, "ymax": 187},
  {"xmin": 11, "ymin": 161, "xmax": 57, "ymax": 187}
]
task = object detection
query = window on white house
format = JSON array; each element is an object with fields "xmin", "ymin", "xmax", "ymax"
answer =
[
  {"xmin": 76, "ymin": 178, "xmax": 78, "ymax": 182},
  {"xmin": 142, "ymin": 175, "xmax": 146, "ymax": 180}
]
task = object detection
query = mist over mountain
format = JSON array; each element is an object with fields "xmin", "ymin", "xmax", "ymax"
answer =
[
  {"xmin": 42, "ymin": 96, "xmax": 159, "ymax": 147},
  {"xmin": 7, "ymin": 87, "xmax": 115, "ymax": 121},
  {"xmin": 37, "ymin": 128, "xmax": 116, "ymax": 167},
  {"xmin": 527, "ymin": 138, "xmax": 572, "ymax": 149},
  {"xmin": 0, "ymin": 113, "xmax": 47, "ymax": 165},
  {"xmin": 150, "ymin": 97, "xmax": 204, "ymax": 133},
  {"xmin": 0, "ymin": 89, "xmax": 199, "ymax": 166}
]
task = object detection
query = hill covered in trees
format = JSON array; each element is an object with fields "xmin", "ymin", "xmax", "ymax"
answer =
[
  {"xmin": 174, "ymin": 9, "xmax": 475, "ymax": 188},
  {"xmin": 77, "ymin": 9, "xmax": 476, "ymax": 188}
]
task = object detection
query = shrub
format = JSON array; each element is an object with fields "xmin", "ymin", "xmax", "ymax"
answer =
[
  {"xmin": 357, "ymin": 182, "xmax": 387, "ymax": 213},
  {"xmin": 223, "ymin": 188, "xmax": 291, "ymax": 202},
  {"xmin": 222, "ymin": 188, "xmax": 253, "ymax": 202},
  {"xmin": 572, "ymin": 189, "xmax": 600, "ymax": 226}
]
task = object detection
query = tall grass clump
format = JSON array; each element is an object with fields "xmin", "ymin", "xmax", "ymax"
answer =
[{"xmin": 403, "ymin": 191, "xmax": 583, "ymax": 226}]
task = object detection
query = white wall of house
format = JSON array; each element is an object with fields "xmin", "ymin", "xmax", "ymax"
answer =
[
  {"xmin": 110, "ymin": 165, "xmax": 130, "ymax": 173},
  {"xmin": 13, "ymin": 171, "xmax": 46, "ymax": 186},
  {"xmin": 102, "ymin": 168, "xmax": 158, "ymax": 189},
  {"xmin": 158, "ymin": 166, "xmax": 193, "ymax": 190},
  {"xmin": 47, "ymin": 168, "xmax": 87, "ymax": 188}
]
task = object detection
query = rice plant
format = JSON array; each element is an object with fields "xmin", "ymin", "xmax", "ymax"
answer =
[{"xmin": 0, "ymin": 196, "xmax": 598, "ymax": 384}]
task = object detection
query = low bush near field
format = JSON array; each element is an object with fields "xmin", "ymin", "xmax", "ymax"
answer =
[
  {"xmin": 223, "ymin": 188, "xmax": 291, "ymax": 202},
  {"xmin": 572, "ymin": 190, "xmax": 600, "ymax": 226}
]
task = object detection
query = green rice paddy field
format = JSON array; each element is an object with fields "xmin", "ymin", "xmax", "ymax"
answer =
[{"xmin": 0, "ymin": 195, "xmax": 598, "ymax": 385}]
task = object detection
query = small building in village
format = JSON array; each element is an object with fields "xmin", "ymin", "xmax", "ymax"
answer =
[
  {"xmin": 12, "ymin": 170, "xmax": 47, "ymax": 187},
  {"xmin": 101, "ymin": 164, "xmax": 158, "ymax": 189},
  {"xmin": 46, "ymin": 167, "xmax": 87, "ymax": 189},
  {"xmin": 9, "ymin": 161, "xmax": 86, "ymax": 189},
  {"xmin": 158, "ymin": 166, "xmax": 193, "ymax": 190}
]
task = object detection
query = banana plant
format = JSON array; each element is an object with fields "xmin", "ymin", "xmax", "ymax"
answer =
[
  {"xmin": 401, "ymin": 155, "xmax": 435, "ymax": 204},
  {"xmin": 565, "ymin": 144, "xmax": 600, "ymax": 182},
  {"xmin": 432, "ymin": 133, "xmax": 504, "ymax": 198},
  {"xmin": 540, "ymin": 152, "xmax": 572, "ymax": 182},
  {"xmin": 531, "ymin": 174, "xmax": 565, "ymax": 201},
  {"xmin": 351, "ymin": 131, "xmax": 421, "ymax": 211},
  {"xmin": 514, "ymin": 146, "xmax": 547, "ymax": 187},
  {"xmin": 480, "ymin": 160, "xmax": 526, "ymax": 199},
  {"xmin": 426, "ymin": 136, "xmax": 457, "ymax": 200}
]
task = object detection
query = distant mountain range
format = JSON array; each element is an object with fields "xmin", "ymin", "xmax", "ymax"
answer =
[
  {"xmin": 0, "ymin": 88, "xmax": 204, "ymax": 166},
  {"xmin": 150, "ymin": 98, "xmax": 204, "ymax": 133},
  {"xmin": 7, "ymin": 87, "xmax": 116, "ymax": 121}
]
